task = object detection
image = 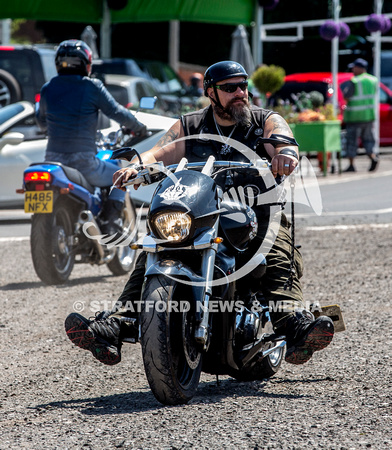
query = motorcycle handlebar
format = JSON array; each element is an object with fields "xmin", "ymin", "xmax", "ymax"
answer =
[{"xmin": 121, "ymin": 159, "xmax": 272, "ymax": 188}]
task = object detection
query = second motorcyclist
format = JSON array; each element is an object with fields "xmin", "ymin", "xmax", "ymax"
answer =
[{"xmin": 36, "ymin": 39, "xmax": 147, "ymax": 236}]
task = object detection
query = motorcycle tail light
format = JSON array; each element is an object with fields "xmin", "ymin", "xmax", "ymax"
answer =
[
  {"xmin": 25, "ymin": 171, "xmax": 51, "ymax": 183},
  {"xmin": 153, "ymin": 212, "xmax": 192, "ymax": 242}
]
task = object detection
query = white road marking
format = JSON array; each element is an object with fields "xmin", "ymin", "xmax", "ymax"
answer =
[
  {"xmin": 0, "ymin": 236, "xmax": 29, "ymax": 242},
  {"xmin": 295, "ymin": 207, "xmax": 392, "ymax": 218}
]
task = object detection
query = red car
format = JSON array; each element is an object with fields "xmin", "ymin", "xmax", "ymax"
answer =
[{"xmin": 271, "ymin": 72, "xmax": 392, "ymax": 146}]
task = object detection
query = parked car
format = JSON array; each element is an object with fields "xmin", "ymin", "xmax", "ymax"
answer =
[
  {"xmin": 0, "ymin": 101, "xmax": 177, "ymax": 208},
  {"xmin": 92, "ymin": 58, "xmax": 187, "ymax": 95},
  {"xmin": 380, "ymin": 50, "xmax": 392, "ymax": 90},
  {"xmin": 103, "ymin": 74, "xmax": 174, "ymax": 117},
  {"xmin": 0, "ymin": 44, "xmax": 57, "ymax": 107},
  {"xmin": 269, "ymin": 72, "xmax": 392, "ymax": 146},
  {"xmin": 92, "ymin": 58, "xmax": 193, "ymax": 115}
]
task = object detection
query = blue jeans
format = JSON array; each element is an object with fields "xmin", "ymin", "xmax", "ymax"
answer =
[{"xmin": 45, "ymin": 152, "xmax": 125, "ymax": 202}]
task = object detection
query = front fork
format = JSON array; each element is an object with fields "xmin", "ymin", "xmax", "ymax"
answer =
[
  {"xmin": 194, "ymin": 246, "xmax": 216, "ymax": 348},
  {"xmin": 144, "ymin": 223, "xmax": 219, "ymax": 351}
]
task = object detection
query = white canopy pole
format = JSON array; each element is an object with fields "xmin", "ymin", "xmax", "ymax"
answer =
[
  {"xmin": 252, "ymin": 4, "xmax": 263, "ymax": 66},
  {"xmin": 100, "ymin": 1, "xmax": 111, "ymax": 59},
  {"xmin": 0, "ymin": 19, "xmax": 11, "ymax": 44},
  {"xmin": 373, "ymin": 0, "xmax": 383, "ymax": 154},
  {"xmin": 332, "ymin": 0, "xmax": 340, "ymax": 118},
  {"xmin": 169, "ymin": 20, "xmax": 180, "ymax": 72}
]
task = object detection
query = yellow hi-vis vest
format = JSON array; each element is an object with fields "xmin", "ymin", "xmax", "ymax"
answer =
[{"xmin": 343, "ymin": 73, "xmax": 377, "ymax": 123}]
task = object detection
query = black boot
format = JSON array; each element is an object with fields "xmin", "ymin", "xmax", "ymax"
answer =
[
  {"xmin": 369, "ymin": 157, "xmax": 379, "ymax": 172},
  {"xmin": 276, "ymin": 311, "xmax": 334, "ymax": 365},
  {"xmin": 100, "ymin": 200, "xmax": 124, "ymax": 238},
  {"xmin": 65, "ymin": 310, "xmax": 135, "ymax": 365}
]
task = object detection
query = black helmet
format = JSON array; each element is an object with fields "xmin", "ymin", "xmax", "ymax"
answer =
[
  {"xmin": 55, "ymin": 39, "xmax": 93, "ymax": 75},
  {"xmin": 203, "ymin": 61, "xmax": 248, "ymax": 95}
]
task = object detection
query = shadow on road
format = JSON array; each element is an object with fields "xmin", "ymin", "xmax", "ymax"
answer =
[
  {"xmin": 31, "ymin": 377, "xmax": 315, "ymax": 415},
  {"xmin": 0, "ymin": 274, "xmax": 114, "ymax": 291}
]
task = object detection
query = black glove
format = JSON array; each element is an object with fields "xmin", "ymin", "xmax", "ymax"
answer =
[{"xmin": 135, "ymin": 124, "xmax": 147, "ymax": 138}]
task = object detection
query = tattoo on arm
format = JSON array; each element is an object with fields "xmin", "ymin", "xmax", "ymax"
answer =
[
  {"xmin": 156, "ymin": 129, "xmax": 179, "ymax": 148},
  {"xmin": 268, "ymin": 115, "xmax": 293, "ymax": 136}
]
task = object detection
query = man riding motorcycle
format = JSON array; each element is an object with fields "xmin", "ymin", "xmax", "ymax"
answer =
[
  {"xmin": 65, "ymin": 61, "xmax": 334, "ymax": 367},
  {"xmin": 36, "ymin": 39, "xmax": 147, "ymax": 236}
]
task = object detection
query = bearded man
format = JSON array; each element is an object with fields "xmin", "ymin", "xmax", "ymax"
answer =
[{"xmin": 65, "ymin": 61, "xmax": 334, "ymax": 367}]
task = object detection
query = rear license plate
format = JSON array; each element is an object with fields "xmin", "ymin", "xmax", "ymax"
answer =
[{"xmin": 24, "ymin": 191, "xmax": 53, "ymax": 213}]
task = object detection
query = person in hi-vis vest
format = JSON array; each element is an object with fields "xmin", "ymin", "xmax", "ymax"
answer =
[{"xmin": 341, "ymin": 58, "xmax": 379, "ymax": 172}]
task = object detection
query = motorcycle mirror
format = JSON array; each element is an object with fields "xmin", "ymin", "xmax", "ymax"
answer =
[
  {"xmin": 139, "ymin": 96, "xmax": 157, "ymax": 110},
  {"xmin": 110, "ymin": 147, "xmax": 143, "ymax": 163}
]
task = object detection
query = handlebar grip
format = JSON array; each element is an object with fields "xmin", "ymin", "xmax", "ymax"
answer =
[
  {"xmin": 121, "ymin": 174, "xmax": 144, "ymax": 187},
  {"xmin": 110, "ymin": 147, "xmax": 144, "ymax": 163}
]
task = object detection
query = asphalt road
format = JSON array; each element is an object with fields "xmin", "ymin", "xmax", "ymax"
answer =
[{"xmin": 1, "ymin": 153, "xmax": 391, "ymax": 449}]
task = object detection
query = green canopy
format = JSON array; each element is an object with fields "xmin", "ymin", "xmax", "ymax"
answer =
[{"xmin": 0, "ymin": 0, "xmax": 255, "ymax": 26}]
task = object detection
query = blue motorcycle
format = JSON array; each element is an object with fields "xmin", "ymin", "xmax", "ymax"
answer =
[{"xmin": 22, "ymin": 127, "xmax": 142, "ymax": 285}]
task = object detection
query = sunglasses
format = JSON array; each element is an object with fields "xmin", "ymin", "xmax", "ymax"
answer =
[{"xmin": 215, "ymin": 81, "xmax": 248, "ymax": 93}]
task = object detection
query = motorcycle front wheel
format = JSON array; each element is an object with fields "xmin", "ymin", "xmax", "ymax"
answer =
[
  {"xmin": 106, "ymin": 194, "xmax": 139, "ymax": 275},
  {"xmin": 30, "ymin": 203, "xmax": 75, "ymax": 285},
  {"xmin": 140, "ymin": 275, "xmax": 202, "ymax": 405}
]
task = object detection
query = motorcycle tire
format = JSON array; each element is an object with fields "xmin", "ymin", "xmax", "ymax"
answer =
[
  {"xmin": 0, "ymin": 69, "xmax": 22, "ymax": 107},
  {"xmin": 140, "ymin": 275, "xmax": 202, "ymax": 406},
  {"xmin": 30, "ymin": 204, "xmax": 75, "ymax": 285},
  {"xmin": 106, "ymin": 195, "xmax": 138, "ymax": 275},
  {"xmin": 233, "ymin": 342, "xmax": 285, "ymax": 381}
]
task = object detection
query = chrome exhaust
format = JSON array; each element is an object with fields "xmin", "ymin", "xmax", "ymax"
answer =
[
  {"xmin": 262, "ymin": 339, "xmax": 286, "ymax": 358},
  {"xmin": 78, "ymin": 210, "xmax": 114, "ymax": 263}
]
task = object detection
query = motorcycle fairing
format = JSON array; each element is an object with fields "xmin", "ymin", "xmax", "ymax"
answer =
[
  {"xmin": 149, "ymin": 170, "xmax": 219, "ymax": 219},
  {"xmin": 25, "ymin": 163, "xmax": 101, "ymax": 213}
]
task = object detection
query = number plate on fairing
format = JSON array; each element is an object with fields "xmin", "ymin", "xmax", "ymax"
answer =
[
  {"xmin": 24, "ymin": 191, "xmax": 53, "ymax": 213},
  {"xmin": 314, "ymin": 304, "xmax": 346, "ymax": 332}
]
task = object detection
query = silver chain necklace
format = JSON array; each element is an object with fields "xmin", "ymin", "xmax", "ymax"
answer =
[{"xmin": 213, "ymin": 114, "xmax": 237, "ymax": 155}]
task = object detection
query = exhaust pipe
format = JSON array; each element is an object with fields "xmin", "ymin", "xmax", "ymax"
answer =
[
  {"xmin": 78, "ymin": 210, "xmax": 114, "ymax": 263},
  {"xmin": 262, "ymin": 339, "xmax": 286, "ymax": 358}
]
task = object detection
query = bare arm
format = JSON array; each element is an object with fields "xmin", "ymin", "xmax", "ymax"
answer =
[
  {"xmin": 113, "ymin": 119, "xmax": 186, "ymax": 190},
  {"xmin": 263, "ymin": 113, "xmax": 299, "ymax": 177}
]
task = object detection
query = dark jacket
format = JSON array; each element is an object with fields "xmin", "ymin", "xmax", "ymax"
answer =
[{"xmin": 36, "ymin": 74, "xmax": 145, "ymax": 154}]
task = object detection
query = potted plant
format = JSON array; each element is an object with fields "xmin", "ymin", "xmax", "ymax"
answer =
[
  {"xmin": 272, "ymin": 91, "xmax": 342, "ymax": 175},
  {"xmin": 251, "ymin": 64, "xmax": 285, "ymax": 107}
]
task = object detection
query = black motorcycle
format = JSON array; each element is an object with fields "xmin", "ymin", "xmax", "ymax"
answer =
[{"xmin": 112, "ymin": 136, "xmax": 295, "ymax": 405}]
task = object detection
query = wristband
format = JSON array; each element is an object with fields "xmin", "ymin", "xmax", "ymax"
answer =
[{"xmin": 278, "ymin": 148, "xmax": 299, "ymax": 160}]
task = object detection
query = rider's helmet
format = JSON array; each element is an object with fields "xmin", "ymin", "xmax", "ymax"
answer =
[
  {"xmin": 203, "ymin": 61, "xmax": 248, "ymax": 96},
  {"xmin": 55, "ymin": 40, "xmax": 93, "ymax": 76}
]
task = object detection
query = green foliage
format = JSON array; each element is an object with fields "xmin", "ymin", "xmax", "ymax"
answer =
[
  {"xmin": 10, "ymin": 19, "xmax": 28, "ymax": 44},
  {"xmin": 308, "ymin": 91, "xmax": 324, "ymax": 108},
  {"xmin": 272, "ymin": 90, "xmax": 337, "ymax": 123},
  {"xmin": 251, "ymin": 64, "xmax": 285, "ymax": 95},
  {"xmin": 289, "ymin": 90, "xmax": 325, "ymax": 111}
]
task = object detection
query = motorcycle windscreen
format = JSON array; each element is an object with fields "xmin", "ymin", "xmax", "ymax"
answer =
[{"xmin": 149, "ymin": 170, "xmax": 219, "ymax": 218}]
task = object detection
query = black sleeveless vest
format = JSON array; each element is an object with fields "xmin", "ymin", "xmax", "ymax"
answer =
[
  {"xmin": 180, "ymin": 105, "xmax": 281, "ymax": 218},
  {"xmin": 181, "ymin": 105, "xmax": 276, "ymax": 163}
]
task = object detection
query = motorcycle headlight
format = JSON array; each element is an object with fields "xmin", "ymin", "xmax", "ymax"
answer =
[{"xmin": 153, "ymin": 212, "xmax": 192, "ymax": 242}]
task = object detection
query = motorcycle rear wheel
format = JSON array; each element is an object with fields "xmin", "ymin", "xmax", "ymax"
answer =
[
  {"xmin": 106, "ymin": 195, "xmax": 138, "ymax": 275},
  {"xmin": 140, "ymin": 275, "xmax": 202, "ymax": 405},
  {"xmin": 30, "ymin": 204, "xmax": 75, "ymax": 285}
]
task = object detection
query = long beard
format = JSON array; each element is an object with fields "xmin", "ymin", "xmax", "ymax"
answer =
[{"xmin": 213, "ymin": 98, "xmax": 252, "ymax": 127}]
